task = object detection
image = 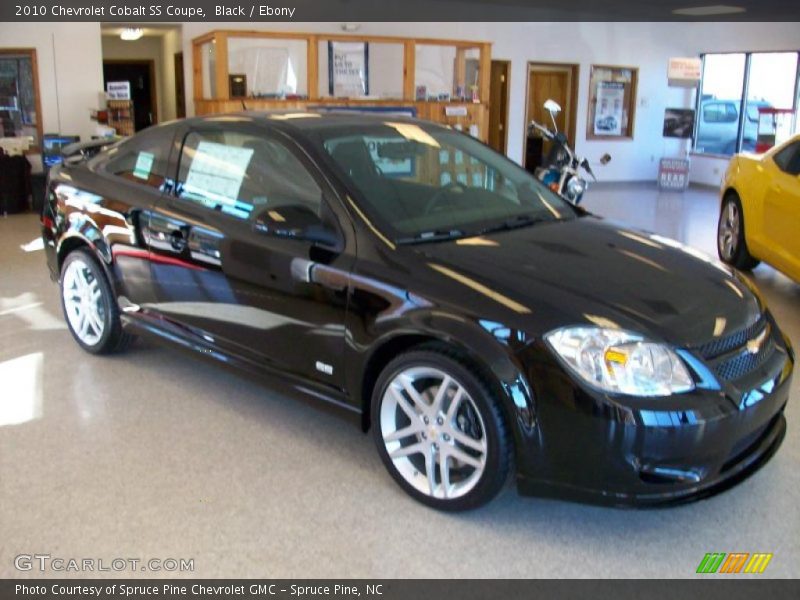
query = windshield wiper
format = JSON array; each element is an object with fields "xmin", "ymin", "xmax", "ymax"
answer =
[
  {"xmin": 479, "ymin": 214, "xmax": 551, "ymax": 235},
  {"xmin": 396, "ymin": 229, "xmax": 467, "ymax": 245}
]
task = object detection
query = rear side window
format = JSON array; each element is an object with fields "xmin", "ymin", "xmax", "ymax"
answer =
[
  {"xmin": 175, "ymin": 130, "xmax": 322, "ymax": 221},
  {"xmin": 104, "ymin": 129, "xmax": 173, "ymax": 190},
  {"xmin": 773, "ymin": 141, "xmax": 800, "ymax": 175}
]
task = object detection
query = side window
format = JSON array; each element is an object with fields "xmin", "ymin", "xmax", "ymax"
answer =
[
  {"xmin": 703, "ymin": 102, "xmax": 738, "ymax": 124},
  {"xmin": 175, "ymin": 130, "xmax": 323, "ymax": 221},
  {"xmin": 773, "ymin": 142, "xmax": 800, "ymax": 176},
  {"xmin": 104, "ymin": 132, "xmax": 171, "ymax": 190}
]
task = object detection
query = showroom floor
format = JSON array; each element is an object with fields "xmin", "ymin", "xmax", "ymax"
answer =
[{"xmin": 1, "ymin": 183, "xmax": 798, "ymax": 578}]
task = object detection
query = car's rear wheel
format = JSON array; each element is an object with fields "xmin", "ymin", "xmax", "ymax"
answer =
[
  {"xmin": 371, "ymin": 346, "xmax": 511, "ymax": 511},
  {"xmin": 717, "ymin": 192, "xmax": 760, "ymax": 270},
  {"xmin": 60, "ymin": 249, "xmax": 134, "ymax": 354}
]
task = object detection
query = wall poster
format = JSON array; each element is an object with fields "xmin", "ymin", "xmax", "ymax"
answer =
[
  {"xmin": 328, "ymin": 41, "xmax": 369, "ymax": 97},
  {"xmin": 594, "ymin": 81, "xmax": 625, "ymax": 136},
  {"xmin": 586, "ymin": 65, "xmax": 638, "ymax": 140}
]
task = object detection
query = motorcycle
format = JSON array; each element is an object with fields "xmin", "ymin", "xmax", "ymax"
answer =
[{"xmin": 528, "ymin": 99, "xmax": 610, "ymax": 205}]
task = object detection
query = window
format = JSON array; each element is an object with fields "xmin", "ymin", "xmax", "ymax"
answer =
[
  {"xmin": 773, "ymin": 142, "xmax": 800, "ymax": 176},
  {"xmin": 0, "ymin": 49, "xmax": 42, "ymax": 150},
  {"xmin": 320, "ymin": 122, "xmax": 575, "ymax": 239},
  {"xmin": 702, "ymin": 102, "xmax": 738, "ymax": 124},
  {"xmin": 176, "ymin": 130, "xmax": 322, "ymax": 222},
  {"xmin": 104, "ymin": 129, "xmax": 172, "ymax": 190},
  {"xmin": 695, "ymin": 51, "xmax": 799, "ymax": 157}
]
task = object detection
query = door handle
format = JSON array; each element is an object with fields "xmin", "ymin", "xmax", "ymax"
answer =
[{"xmin": 169, "ymin": 228, "xmax": 188, "ymax": 251}]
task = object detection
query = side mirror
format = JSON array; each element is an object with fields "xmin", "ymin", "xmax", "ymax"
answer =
[
  {"xmin": 253, "ymin": 204, "xmax": 339, "ymax": 248},
  {"xmin": 543, "ymin": 99, "xmax": 562, "ymax": 114}
]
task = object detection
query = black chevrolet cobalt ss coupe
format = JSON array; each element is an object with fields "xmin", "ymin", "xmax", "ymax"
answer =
[{"xmin": 42, "ymin": 111, "xmax": 793, "ymax": 510}]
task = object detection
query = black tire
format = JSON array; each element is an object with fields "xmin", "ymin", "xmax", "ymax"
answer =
[
  {"xmin": 370, "ymin": 343, "xmax": 512, "ymax": 511},
  {"xmin": 717, "ymin": 192, "xmax": 760, "ymax": 271},
  {"xmin": 59, "ymin": 248, "xmax": 135, "ymax": 354}
]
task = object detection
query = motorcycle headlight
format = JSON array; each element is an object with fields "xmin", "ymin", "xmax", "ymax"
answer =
[
  {"xmin": 545, "ymin": 326, "xmax": 694, "ymax": 396},
  {"xmin": 566, "ymin": 177, "xmax": 586, "ymax": 200}
]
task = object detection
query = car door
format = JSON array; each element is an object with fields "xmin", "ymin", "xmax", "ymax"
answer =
[
  {"xmin": 147, "ymin": 122, "xmax": 354, "ymax": 390},
  {"xmin": 763, "ymin": 140, "xmax": 800, "ymax": 278},
  {"xmin": 88, "ymin": 126, "xmax": 178, "ymax": 309}
]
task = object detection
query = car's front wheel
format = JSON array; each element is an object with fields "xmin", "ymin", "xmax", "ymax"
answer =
[
  {"xmin": 717, "ymin": 192, "xmax": 760, "ymax": 270},
  {"xmin": 371, "ymin": 345, "xmax": 511, "ymax": 511},
  {"xmin": 60, "ymin": 249, "xmax": 134, "ymax": 354}
]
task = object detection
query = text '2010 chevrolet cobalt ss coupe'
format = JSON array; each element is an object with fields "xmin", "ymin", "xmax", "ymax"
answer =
[{"xmin": 42, "ymin": 112, "xmax": 793, "ymax": 510}]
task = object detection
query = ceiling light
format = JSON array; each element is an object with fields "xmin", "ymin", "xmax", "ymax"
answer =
[
  {"xmin": 120, "ymin": 28, "xmax": 144, "ymax": 41},
  {"xmin": 672, "ymin": 5, "xmax": 746, "ymax": 16}
]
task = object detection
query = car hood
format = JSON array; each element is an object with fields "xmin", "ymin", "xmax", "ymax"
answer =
[{"xmin": 412, "ymin": 216, "xmax": 762, "ymax": 346}]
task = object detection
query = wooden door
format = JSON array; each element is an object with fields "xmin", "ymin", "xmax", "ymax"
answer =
[
  {"xmin": 103, "ymin": 60, "xmax": 157, "ymax": 131},
  {"xmin": 488, "ymin": 60, "xmax": 510, "ymax": 154},
  {"xmin": 525, "ymin": 64, "xmax": 578, "ymax": 169}
]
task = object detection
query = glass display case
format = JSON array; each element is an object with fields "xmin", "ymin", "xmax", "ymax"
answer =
[{"xmin": 191, "ymin": 31, "xmax": 492, "ymax": 141}]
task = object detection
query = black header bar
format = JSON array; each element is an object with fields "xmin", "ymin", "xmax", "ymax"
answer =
[
  {"xmin": 2, "ymin": 0, "xmax": 799, "ymax": 22},
  {"xmin": 3, "ymin": 579, "xmax": 800, "ymax": 600}
]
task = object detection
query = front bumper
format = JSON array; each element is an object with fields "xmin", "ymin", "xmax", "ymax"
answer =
[{"xmin": 512, "ymin": 317, "xmax": 793, "ymax": 507}]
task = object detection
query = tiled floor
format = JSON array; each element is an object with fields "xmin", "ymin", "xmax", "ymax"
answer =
[{"xmin": 0, "ymin": 183, "xmax": 797, "ymax": 578}]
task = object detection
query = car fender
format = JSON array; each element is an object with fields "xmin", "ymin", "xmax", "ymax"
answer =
[
  {"xmin": 350, "ymin": 307, "xmax": 538, "ymax": 447},
  {"xmin": 55, "ymin": 217, "xmax": 118, "ymax": 294}
]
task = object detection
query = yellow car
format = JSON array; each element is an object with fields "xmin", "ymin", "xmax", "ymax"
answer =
[{"xmin": 718, "ymin": 134, "xmax": 800, "ymax": 282}]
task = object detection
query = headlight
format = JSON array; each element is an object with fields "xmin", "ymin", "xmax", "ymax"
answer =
[
  {"xmin": 545, "ymin": 326, "xmax": 694, "ymax": 396},
  {"xmin": 566, "ymin": 177, "xmax": 586, "ymax": 200}
]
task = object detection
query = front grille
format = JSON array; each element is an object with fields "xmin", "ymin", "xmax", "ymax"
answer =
[
  {"xmin": 714, "ymin": 338, "xmax": 773, "ymax": 381},
  {"xmin": 695, "ymin": 316, "xmax": 766, "ymax": 360},
  {"xmin": 689, "ymin": 315, "xmax": 777, "ymax": 383}
]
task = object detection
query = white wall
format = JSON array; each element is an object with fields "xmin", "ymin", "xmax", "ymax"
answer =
[
  {"xmin": 0, "ymin": 22, "xmax": 103, "ymax": 170},
  {"xmin": 180, "ymin": 22, "xmax": 800, "ymax": 184}
]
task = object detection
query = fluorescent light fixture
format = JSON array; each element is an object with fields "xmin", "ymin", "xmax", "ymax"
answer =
[
  {"xmin": 120, "ymin": 28, "xmax": 143, "ymax": 41},
  {"xmin": 672, "ymin": 5, "xmax": 746, "ymax": 16}
]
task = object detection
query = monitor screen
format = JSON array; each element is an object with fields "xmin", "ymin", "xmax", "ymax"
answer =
[{"xmin": 43, "ymin": 134, "xmax": 80, "ymax": 168}]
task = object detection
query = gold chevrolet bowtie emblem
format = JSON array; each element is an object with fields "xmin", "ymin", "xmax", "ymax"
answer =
[{"xmin": 746, "ymin": 327, "xmax": 768, "ymax": 355}]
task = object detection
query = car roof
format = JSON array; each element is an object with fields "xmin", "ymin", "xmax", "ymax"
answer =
[{"xmin": 180, "ymin": 109, "xmax": 442, "ymax": 134}]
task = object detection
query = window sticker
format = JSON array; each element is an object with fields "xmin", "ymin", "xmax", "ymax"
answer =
[
  {"xmin": 183, "ymin": 141, "xmax": 254, "ymax": 210},
  {"xmin": 133, "ymin": 151, "xmax": 155, "ymax": 180}
]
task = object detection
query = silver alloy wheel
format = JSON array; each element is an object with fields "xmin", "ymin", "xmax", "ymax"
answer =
[
  {"xmin": 718, "ymin": 200, "xmax": 740, "ymax": 261},
  {"xmin": 380, "ymin": 366, "xmax": 488, "ymax": 500},
  {"xmin": 62, "ymin": 258, "xmax": 106, "ymax": 346}
]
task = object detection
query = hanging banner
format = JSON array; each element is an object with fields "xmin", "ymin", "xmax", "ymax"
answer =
[
  {"xmin": 594, "ymin": 81, "xmax": 624, "ymax": 136},
  {"xmin": 328, "ymin": 41, "xmax": 369, "ymax": 97}
]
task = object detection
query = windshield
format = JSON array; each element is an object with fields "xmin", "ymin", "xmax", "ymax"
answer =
[{"xmin": 315, "ymin": 121, "xmax": 576, "ymax": 242}]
